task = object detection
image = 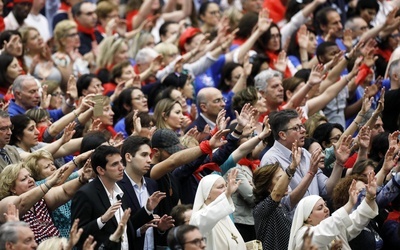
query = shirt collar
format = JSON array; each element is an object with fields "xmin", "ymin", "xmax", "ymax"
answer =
[
  {"xmin": 200, "ymin": 113, "xmax": 216, "ymax": 129},
  {"xmin": 274, "ymin": 140, "xmax": 292, "ymax": 159},
  {"xmin": 98, "ymin": 177, "xmax": 124, "ymax": 199},
  {"xmin": 124, "ymin": 171, "xmax": 147, "ymax": 189}
]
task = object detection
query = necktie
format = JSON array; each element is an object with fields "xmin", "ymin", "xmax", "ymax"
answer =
[{"xmin": 0, "ymin": 148, "xmax": 12, "ymax": 165}]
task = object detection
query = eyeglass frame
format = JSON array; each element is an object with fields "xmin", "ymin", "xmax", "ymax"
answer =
[
  {"xmin": 184, "ymin": 237, "xmax": 207, "ymax": 247},
  {"xmin": 281, "ymin": 124, "xmax": 305, "ymax": 132},
  {"xmin": 0, "ymin": 125, "xmax": 14, "ymax": 132}
]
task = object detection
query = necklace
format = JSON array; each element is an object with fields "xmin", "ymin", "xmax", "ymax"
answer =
[{"xmin": 218, "ymin": 218, "xmax": 240, "ymax": 244}]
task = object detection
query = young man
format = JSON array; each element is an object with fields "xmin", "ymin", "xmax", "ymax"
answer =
[{"xmin": 167, "ymin": 225, "xmax": 206, "ymax": 250}]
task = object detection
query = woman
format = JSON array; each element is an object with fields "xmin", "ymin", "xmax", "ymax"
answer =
[
  {"xmin": 24, "ymin": 150, "xmax": 92, "ymax": 238},
  {"xmin": 312, "ymin": 123, "xmax": 344, "ymax": 150},
  {"xmin": 287, "ymin": 26, "xmax": 318, "ymax": 71},
  {"xmin": 153, "ymin": 98, "xmax": 184, "ymax": 132},
  {"xmin": 0, "ymin": 53, "xmax": 22, "ymax": 98},
  {"xmin": 20, "ymin": 27, "xmax": 62, "ymax": 83},
  {"xmin": 0, "ymin": 30, "xmax": 26, "ymax": 73},
  {"xmin": 41, "ymin": 80, "xmax": 63, "ymax": 110},
  {"xmin": 0, "ymin": 162, "xmax": 90, "ymax": 243},
  {"xmin": 189, "ymin": 170, "xmax": 246, "ymax": 249},
  {"xmin": 76, "ymin": 74, "xmax": 104, "ymax": 97},
  {"xmin": 288, "ymin": 172, "xmax": 379, "ymax": 250},
  {"xmin": 52, "ymin": 20, "xmax": 89, "ymax": 78},
  {"xmin": 199, "ymin": 2, "xmax": 221, "ymax": 34}
]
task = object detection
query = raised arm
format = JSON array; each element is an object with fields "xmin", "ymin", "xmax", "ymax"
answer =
[{"xmin": 160, "ymin": 0, "xmax": 192, "ymax": 22}]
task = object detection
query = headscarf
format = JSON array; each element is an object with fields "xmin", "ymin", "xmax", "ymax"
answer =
[
  {"xmin": 288, "ymin": 195, "xmax": 322, "ymax": 250},
  {"xmin": 192, "ymin": 174, "xmax": 222, "ymax": 214}
]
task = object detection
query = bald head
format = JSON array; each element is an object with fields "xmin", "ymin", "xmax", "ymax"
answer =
[{"xmin": 196, "ymin": 87, "xmax": 225, "ymax": 121}]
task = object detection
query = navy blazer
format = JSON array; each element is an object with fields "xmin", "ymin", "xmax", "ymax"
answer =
[
  {"xmin": 185, "ymin": 114, "xmax": 208, "ymax": 133},
  {"xmin": 71, "ymin": 178, "xmax": 151, "ymax": 250}
]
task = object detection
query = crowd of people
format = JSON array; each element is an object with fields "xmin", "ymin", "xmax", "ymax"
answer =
[{"xmin": 0, "ymin": 0, "xmax": 400, "ymax": 249}]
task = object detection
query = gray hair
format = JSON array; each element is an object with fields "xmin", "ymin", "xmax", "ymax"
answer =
[
  {"xmin": 388, "ymin": 59, "xmax": 400, "ymax": 80},
  {"xmin": 0, "ymin": 221, "xmax": 30, "ymax": 250},
  {"xmin": 254, "ymin": 69, "xmax": 282, "ymax": 93},
  {"xmin": 135, "ymin": 47, "xmax": 159, "ymax": 65},
  {"xmin": 0, "ymin": 110, "xmax": 9, "ymax": 119},
  {"xmin": 12, "ymin": 75, "xmax": 36, "ymax": 93}
]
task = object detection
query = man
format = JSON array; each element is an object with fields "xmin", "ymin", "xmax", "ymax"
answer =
[
  {"xmin": 71, "ymin": 145, "xmax": 157, "ymax": 249},
  {"xmin": 119, "ymin": 136, "xmax": 172, "ymax": 249},
  {"xmin": 25, "ymin": 0, "xmax": 50, "ymax": 41},
  {"xmin": 383, "ymin": 59, "xmax": 400, "ymax": 132},
  {"xmin": 186, "ymin": 87, "xmax": 226, "ymax": 132},
  {"xmin": 159, "ymin": 21, "xmax": 180, "ymax": 43},
  {"xmin": 8, "ymin": 75, "xmax": 75, "ymax": 122},
  {"xmin": 4, "ymin": 0, "xmax": 32, "ymax": 30},
  {"xmin": 0, "ymin": 221, "xmax": 37, "ymax": 250},
  {"xmin": 167, "ymin": 225, "xmax": 206, "ymax": 250},
  {"xmin": 72, "ymin": 1, "xmax": 103, "ymax": 55},
  {"xmin": 254, "ymin": 69, "xmax": 284, "ymax": 121},
  {"xmin": 0, "ymin": 111, "xmax": 20, "ymax": 171},
  {"xmin": 345, "ymin": 16, "xmax": 369, "ymax": 45},
  {"xmin": 260, "ymin": 109, "xmax": 343, "ymax": 197},
  {"xmin": 316, "ymin": 7, "xmax": 347, "ymax": 51}
]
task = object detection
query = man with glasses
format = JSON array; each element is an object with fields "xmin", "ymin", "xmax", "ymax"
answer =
[
  {"xmin": 72, "ymin": 1, "xmax": 103, "ymax": 55},
  {"xmin": 0, "ymin": 111, "xmax": 20, "ymax": 172},
  {"xmin": 167, "ymin": 225, "xmax": 206, "ymax": 250},
  {"xmin": 261, "ymin": 109, "xmax": 344, "ymax": 198},
  {"xmin": 186, "ymin": 87, "xmax": 226, "ymax": 132}
]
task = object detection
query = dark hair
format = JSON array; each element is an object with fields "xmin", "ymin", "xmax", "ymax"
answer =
[
  {"xmin": 315, "ymin": 7, "xmax": 338, "ymax": 34},
  {"xmin": 167, "ymin": 225, "xmax": 200, "ymax": 250},
  {"xmin": 312, "ymin": 123, "xmax": 344, "ymax": 149},
  {"xmin": 282, "ymin": 77, "xmax": 304, "ymax": 102},
  {"xmin": 255, "ymin": 22, "xmax": 281, "ymax": 53},
  {"xmin": 121, "ymin": 136, "xmax": 151, "ymax": 165},
  {"xmin": 91, "ymin": 145, "xmax": 120, "ymax": 175},
  {"xmin": 351, "ymin": 159, "xmax": 376, "ymax": 176},
  {"xmin": 125, "ymin": 111, "xmax": 155, "ymax": 135},
  {"xmin": 332, "ymin": 174, "xmax": 367, "ymax": 210},
  {"xmin": 356, "ymin": 0, "xmax": 379, "ymax": 14},
  {"xmin": 294, "ymin": 69, "xmax": 311, "ymax": 82},
  {"xmin": 159, "ymin": 21, "xmax": 177, "ymax": 38},
  {"xmin": 109, "ymin": 61, "xmax": 132, "ymax": 84},
  {"xmin": 162, "ymin": 72, "xmax": 188, "ymax": 89},
  {"xmin": 303, "ymin": 137, "xmax": 318, "ymax": 151},
  {"xmin": 80, "ymin": 131, "xmax": 110, "ymax": 153},
  {"xmin": 76, "ymin": 74, "xmax": 97, "ymax": 97},
  {"xmin": 287, "ymin": 26, "xmax": 317, "ymax": 60},
  {"xmin": 246, "ymin": 54, "xmax": 271, "ymax": 86},
  {"xmin": 236, "ymin": 12, "xmax": 258, "ymax": 39},
  {"xmin": 232, "ymin": 86, "xmax": 258, "ymax": 114},
  {"xmin": 0, "ymin": 30, "xmax": 21, "ymax": 50},
  {"xmin": 10, "ymin": 115, "xmax": 33, "ymax": 145},
  {"xmin": 0, "ymin": 53, "xmax": 16, "ymax": 86},
  {"xmin": 253, "ymin": 162, "xmax": 281, "ymax": 204},
  {"xmin": 170, "ymin": 204, "xmax": 193, "ymax": 226},
  {"xmin": 198, "ymin": 1, "xmax": 216, "ymax": 18},
  {"xmin": 369, "ymin": 132, "xmax": 389, "ymax": 163},
  {"xmin": 72, "ymin": 1, "xmax": 91, "ymax": 18},
  {"xmin": 285, "ymin": 0, "xmax": 313, "ymax": 22},
  {"xmin": 269, "ymin": 109, "xmax": 299, "ymax": 141},
  {"xmin": 112, "ymin": 87, "xmax": 142, "ymax": 123},
  {"xmin": 316, "ymin": 41, "xmax": 338, "ymax": 63},
  {"xmin": 219, "ymin": 62, "xmax": 242, "ymax": 93}
]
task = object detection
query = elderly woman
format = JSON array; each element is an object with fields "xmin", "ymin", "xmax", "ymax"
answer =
[
  {"xmin": 189, "ymin": 170, "xmax": 246, "ymax": 249},
  {"xmin": 24, "ymin": 150, "xmax": 92, "ymax": 238},
  {"xmin": 0, "ymin": 162, "xmax": 91, "ymax": 243},
  {"xmin": 288, "ymin": 172, "xmax": 379, "ymax": 250}
]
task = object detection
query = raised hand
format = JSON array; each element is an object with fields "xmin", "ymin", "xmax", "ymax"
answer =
[
  {"xmin": 297, "ymin": 25, "xmax": 309, "ymax": 50},
  {"xmin": 225, "ymin": 168, "xmax": 241, "ymax": 197},
  {"xmin": 66, "ymin": 75, "xmax": 78, "ymax": 102},
  {"xmin": 375, "ymin": 88, "xmax": 385, "ymax": 114},
  {"xmin": 40, "ymin": 85, "xmax": 51, "ymax": 109},
  {"xmin": 343, "ymin": 29, "xmax": 353, "ymax": 50},
  {"xmin": 333, "ymin": 135, "xmax": 352, "ymax": 165},
  {"xmin": 348, "ymin": 179, "xmax": 359, "ymax": 207},
  {"xmin": 235, "ymin": 103, "xmax": 254, "ymax": 128},
  {"xmin": 146, "ymin": 191, "xmax": 166, "ymax": 211},
  {"xmin": 257, "ymin": 8, "xmax": 272, "ymax": 33},
  {"xmin": 157, "ymin": 214, "xmax": 175, "ymax": 231},
  {"xmin": 82, "ymin": 235, "xmax": 96, "ymax": 250},
  {"xmin": 88, "ymin": 118, "xmax": 102, "ymax": 132},
  {"xmin": 80, "ymin": 159, "xmax": 94, "ymax": 183},
  {"xmin": 290, "ymin": 140, "xmax": 301, "ymax": 171},
  {"xmin": 360, "ymin": 90, "xmax": 372, "ymax": 114},
  {"xmin": 309, "ymin": 147, "xmax": 323, "ymax": 175},
  {"xmin": 365, "ymin": 171, "xmax": 377, "ymax": 200},
  {"xmin": 388, "ymin": 131, "xmax": 400, "ymax": 153},
  {"xmin": 258, "ymin": 116, "xmax": 272, "ymax": 139},
  {"xmin": 4, "ymin": 203, "xmax": 19, "ymax": 222},
  {"xmin": 109, "ymin": 208, "xmax": 131, "ymax": 242},
  {"xmin": 216, "ymin": 109, "xmax": 230, "ymax": 130},
  {"xmin": 274, "ymin": 50, "xmax": 288, "ymax": 73},
  {"xmin": 209, "ymin": 129, "xmax": 229, "ymax": 149},
  {"xmin": 382, "ymin": 146, "xmax": 399, "ymax": 174},
  {"xmin": 67, "ymin": 219, "xmax": 84, "ymax": 249},
  {"xmin": 101, "ymin": 201, "xmax": 122, "ymax": 223},
  {"xmin": 307, "ymin": 64, "xmax": 324, "ymax": 87},
  {"xmin": 77, "ymin": 94, "xmax": 96, "ymax": 112},
  {"xmin": 61, "ymin": 122, "xmax": 76, "ymax": 144},
  {"xmin": 47, "ymin": 165, "xmax": 68, "ymax": 187}
]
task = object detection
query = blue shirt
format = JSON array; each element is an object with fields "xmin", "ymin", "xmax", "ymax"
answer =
[
  {"xmin": 194, "ymin": 55, "xmax": 226, "ymax": 94},
  {"xmin": 114, "ymin": 118, "xmax": 129, "ymax": 138},
  {"xmin": 8, "ymin": 99, "xmax": 64, "ymax": 121}
]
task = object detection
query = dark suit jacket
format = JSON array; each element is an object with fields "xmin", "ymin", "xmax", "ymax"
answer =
[
  {"xmin": 71, "ymin": 177, "xmax": 152, "ymax": 250},
  {"xmin": 185, "ymin": 114, "xmax": 208, "ymax": 133},
  {"xmin": 0, "ymin": 145, "xmax": 21, "ymax": 172},
  {"xmin": 118, "ymin": 173, "xmax": 158, "ymax": 250}
]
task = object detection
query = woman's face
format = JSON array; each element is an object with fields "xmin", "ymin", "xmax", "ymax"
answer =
[
  {"xmin": 99, "ymin": 104, "xmax": 114, "ymax": 126},
  {"xmin": 201, "ymin": 3, "xmax": 221, "ymax": 26},
  {"xmin": 165, "ymin": 103, "xmax": 184, "ymax": 130},
  {"xmin": 37, "ymin": 158, "xmax": 57, "ymax": 179},
  {"xmin": 163, "ymin": 49, "xmax": 179, "ymax": 65},
  {"xmin": 11, "ymin": 168, "xmax": 35, "ymax": 195},
  {"xmin": 307, "ymin": 198, "xmax": 330, "ymax": 226},
  {"xmin": 254, "ymin": 92, "xmax": 268, "ymax": 114},
  {"xmin": 20, "ymin": 120, "xmax": 40, "ymax": 148},
  {"xmin": 388, "ymin": 30, "xmax": 400, "ymax": 51},
  {"xmin": 170, "ymin": 89, "xmax": 188, "ymax": 111},
  {"xmin": 182, "ymin": 79, "xmax": 194, "ymax": 100},
  {"xmin": 207, "ymin": 177, "xmax": 226, "ymax": 203},
  {"xmin": 130, "ymin": 89, "xmax": 149, "ymax": 112},
  {"xmin": 120, "ymin": 65, "xmax": 135, "ymax": 81},
  {"xmin": 62, "ymin": 27, "xmax": 80, "ymax": 50},
  {"xmin": 26, "ymin": 29, "xmax": 44, "ymax": 52},
  {"xmin": 227, "ymin": 66, "xmax": 243, "ymax": 88},
  {"xmin": 49, "ymin": 87, "xmax": 63, "ymax": 109},
  {"xmin": 137, "ymin": 120, "xmax": 155, "ymax": 139},
  {"xmin": 267, "ymin": 27, "xmax": 281, "ymax": 52},
  {"xmin": 114, "ymin": 42, "xmax": 129, "ymax": 64},
  {"xmin": 84, "ymin": 78, "xmax": 104, "ymax": 96},
  {"xmin": 187, "ymin": 33, "xmax": 206, "ymax": 53},
  {"xmin": 6, "ymin": 57, "xmax": 22, "ymax": 83},
  {"xmin": 8, "ymin": 35, "xmax": 23, "ymax": 57},
  {"xmin": 144, "ymin": 35, "xmax": 155, "ymax": 48},
  {"xmin": 360, "ymin": 165, "xmax": 374, "ymax": 178},
  {"xmin": 36, "ymin": 116, "xmax": 52, "ymax": 128},
  {"xmin": 308, "ymin": 142, "xmax": 325, "ymax": 169},
  {"xmin": 307, "ymin": 32, "xmax": 317, "ymax": 55},
  {"xmin": 329, "ymin": 128, "xmax": 342, "ymax": 145}
]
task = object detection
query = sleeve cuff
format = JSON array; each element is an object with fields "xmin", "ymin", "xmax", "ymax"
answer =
[
  {"xmin": 144, "ymin": 205, "xmax": 153, "ymax": 215},
  {"xmin": 97, "ymin": 217, "xmax": 105, "ymax": 229}
]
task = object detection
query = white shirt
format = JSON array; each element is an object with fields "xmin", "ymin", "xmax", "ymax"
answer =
[
  {"xmin": 25, "ymin": 13, "xmax": 51, "ymax": 42},
  {"xmin": 4, "ymin": 12, "xmax": 27, "ymax": 30}
]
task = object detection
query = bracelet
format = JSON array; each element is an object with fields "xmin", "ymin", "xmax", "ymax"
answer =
[
  {"xmin": 78, "ymin": 175, "xmax": 87, "ymax": 185},
  {"xmin": 285, "ymin": 167, "xmax": 295, "ymax": 180},
  {"xmin": 72, "ymin": 110, "xmax": 79, "ymax": 119},
  {"xmin": 44, "ymin": 182, "xmax": 51, "ymax": 190},
  {"xmin": 308, "ymin": 171, "xmax": 315, "ymax": 177},
  {"xmin": 39, "ymin": 184, "xmax": 46, "ymax": 194},
  {"xmin": 344, "ymin": 53, "xmax": 350, "ymax": 61},
  {"xmin": 335, "ymin": 161, "xmax": 344, "ymax": 167},
  {"xmin": 366, "ymin": 194, "xmax": 376, "ymax": 201},
  {"xmin": 233, "ymin": 129, "xmax": 243, "ymax": 135},
  {"xmin": 72, "ymin": 157, "xmax": 79, "ymax": 168},
  {"xmin": 65, "ymin": 101, "xmax": 75, "ymax": 108}
]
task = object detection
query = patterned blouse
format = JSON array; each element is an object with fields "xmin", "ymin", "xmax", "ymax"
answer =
[{"xmin": 22, "ymin": 198, "xmax": 60, "ymax": 244}]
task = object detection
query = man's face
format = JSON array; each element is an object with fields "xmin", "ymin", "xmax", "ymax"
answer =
[
  {"xmin": 350, "ymin": 17, "xmax": 369, "ymax": 39},
  {"xmin": 162, "ymin": 23, "xmax": 179, "ymax": 42},
  {"xmin": 371, "ymin": 116, "xmax": 384, "ymax": 140},
  {"xmin": 76, "ymin": 2, "xmax": 97, "ymax": 28},
  {"xmin": 360, "ymin": 8, "xmax": 377, "ymax": 24},
  {"xmin": 183, "ymin": 229, "xmax": 206, "ymax": 250},
  {"xmin": 126, "ymin": 144, "xmax": 152, "ymax": 176},
  {"xmin": 242, "ymin": 0, "xmax": 263, "ymax": 13},
  {"xmin": 6, "ymin": 226, "xmax": 37, "ymax": 250},
  {"xmin": 319, "ymin": 45, "xmax": 340, "ymax": 64},
  {"xmin": 264, "ymin": 77, "xmax": 284, "ymax": 107},
  {"xmin": 13, "ymin": 2, "xmax": 32, "ymax": 21},
  {"xmin": 200, "ymin": 89, "xmax": 225, "ymax": 120},
  {"xmin": 0, "ymin": 117, "xmax": 12, "ymax": 148},
  {"xmin": 280, "ymin": 117, "xmax": 306, "ymax": 147},
  {"xmin": 15, "ymin": 79, "xmax": 40, "ymax": 110},
  {"xmin": 321, "ymin": 11, "xmax": 343, "ymax": 39},
  {"xmin": 100, "ymin": 153, "xmax": 125, "ymax": 182}
]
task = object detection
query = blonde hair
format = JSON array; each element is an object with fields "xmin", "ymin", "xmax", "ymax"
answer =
[
  {"xmin": 96, "ymin": 36, "xmax": 127, "ymax": 69},
  {"xmin": 53, "ymin": 20, "xmax": 77, "ymax": 52},
  {"xmin": 0, "ymin": 163, "xmax": 27, "ymax": 199},
  {"xmin": 19, "ymin": 26, "xmax": 40, "ymax": 53},
  {"xmin": 154, "ymin": 42, "xmax": 179, "ymax": 58},
  {"xmin": 37, "ymin": 237, "xmax": 67, "ymax": 250},
  {"xmin": 154, "ymin": 98, "xmax": 182, "ymax": 129},
  {"xmin": 25, "ymin": 108, "xmax": 50, "ymax": 125},
  {"xmin": 24, "ymin": 150, "xmax": 54, "ymax": 181}
]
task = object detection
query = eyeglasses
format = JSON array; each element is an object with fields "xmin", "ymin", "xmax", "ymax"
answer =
[
  {"xmin": 184, "ymin": 237, "xmax": 207, "ymax": 247},
  {"xmin": 132, "ymin": 95, "xmax": 148, "ymax": 101},
  {"xmin": 212, "ymin": 97, "xmax": 227, "ymax": 104},
  {"xmin": 390, "ymin": 33, "xmax": 400, "ymax": 38},
  {"xmin": 65, "ymin": 33, "xmax": 79, "ymax": 38},
  {"xmin": 81, "ymin": 11, "xmax": 96, "ymax": 16},
  {"xmin": 0, "ymin": 125, "xmax": 13, "ymax": 132},
  {"xmin": 51, "ymin": 92, "xmax": 64, "ymax": 97},
  {"xmin": 282, "ymin": 124, "xmax": 305, "ymax": 132}
]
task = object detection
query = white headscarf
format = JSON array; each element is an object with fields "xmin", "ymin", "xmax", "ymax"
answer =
[
  {"xmin": 192, "ymin": 174, "xmax": 222, "ymax": 214},
  {"xmin": 288, "ymin": 195, "xmax": 322, "ymax": 250}
]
